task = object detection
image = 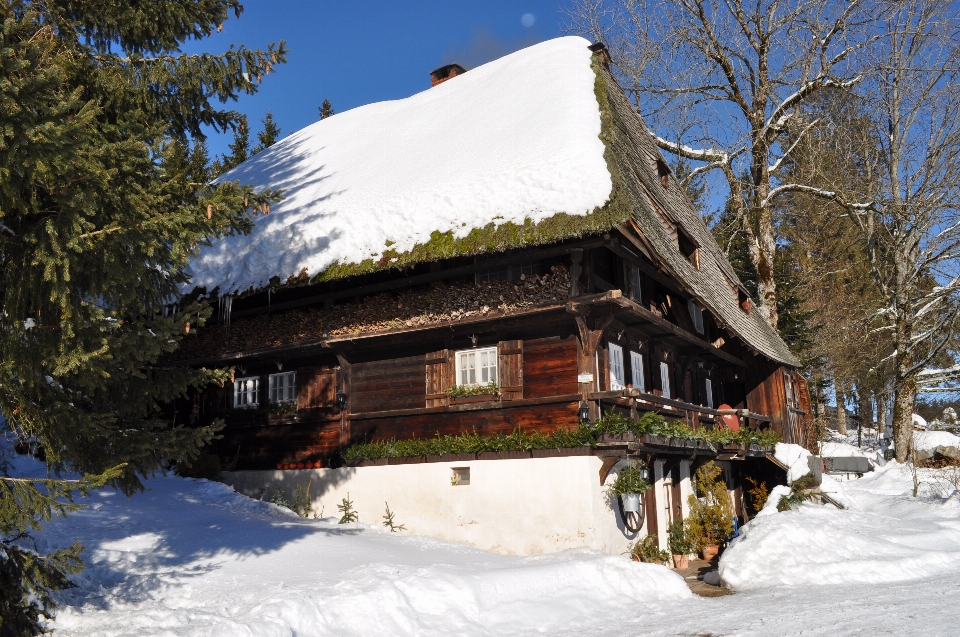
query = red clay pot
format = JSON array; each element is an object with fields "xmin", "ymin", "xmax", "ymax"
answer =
[{"xmin": 702, "ymin": 544, "xmax": 720, "ymax": 561}]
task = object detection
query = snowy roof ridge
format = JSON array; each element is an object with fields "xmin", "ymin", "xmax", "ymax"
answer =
[{"xmin": 187, "ymin": 36, "xmax": 614, "ymax": 295}]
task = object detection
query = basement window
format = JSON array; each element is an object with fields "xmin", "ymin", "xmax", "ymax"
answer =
[
  {"xmin": 234, "ymin": 376, "xmax": 259, "ymax": 409},
  {"xmin": 456, "ymin": 347, "xmax": 498, "ymax": 387},
  {"xmin": 677, "ymin": 228, "xmax": 700, "ymax": 269},
  {"xmin": 688, "ymin": 300, "xmax": 705, "ymax": 334},
  {"xmin": 451, "ymin": 467, "xmax": 470, "ymax": 486},
  {"xmin": 269, "ymin": 371, "xmax": 296, "ymax": 403}
]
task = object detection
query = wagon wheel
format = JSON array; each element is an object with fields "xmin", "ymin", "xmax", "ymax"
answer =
[{"xmin": 617, "ymin": 492, "xmax": 646, "ymax": 534}]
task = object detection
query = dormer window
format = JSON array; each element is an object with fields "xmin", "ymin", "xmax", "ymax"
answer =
[
  {"xmin": 738, "ymin": 289, "xmax": 752, "ymax": 314},
  {"xmin": 656, "ymin": 158, "xmax": 671, "ymax": 188},
  {"xmin": 678, "ymin": 227, "xmax": 700, "ymax": 269}
]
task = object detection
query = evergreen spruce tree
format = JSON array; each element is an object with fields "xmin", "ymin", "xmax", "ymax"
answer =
[
  {"xmin": 319, "ymin": 98, "xmax": 335, "ymax": 120},
  {"xmin": 252, "ymin": 111, "xmax": 281, "ymax": 154},
  {"xmin": 0, "ymin": 1, "xmax": 286, "ymax": 632},
  {"xmin": 218, "ymin": 114, "xmax": 250, "ymax": 173}
]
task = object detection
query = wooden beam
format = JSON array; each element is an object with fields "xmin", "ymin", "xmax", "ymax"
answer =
[
  {"xmin": 589, "ymin": 388, "xmax": 772, "ymax": 422},
  {"xmin": 232, "ymin": 238, "xmax": 607, "ymax": 319}
]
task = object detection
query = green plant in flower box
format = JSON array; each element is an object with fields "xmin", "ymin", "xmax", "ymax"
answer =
[{"xmin": 447, "ymin": 382, "xmax": 499, "ymax": 398}]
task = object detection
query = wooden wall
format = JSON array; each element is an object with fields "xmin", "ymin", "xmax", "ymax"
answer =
[
  {"xmin": 351, "ymin": 354, "xmax": 426, "ymax": 413},
  {"xmin": 523, "ymin": 336, "xmax": 579, "ymax": 397}
]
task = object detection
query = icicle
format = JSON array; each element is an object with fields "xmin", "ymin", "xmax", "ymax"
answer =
[{"xmin": 221, "ymin": 294, "xmax": 233, "ymax": 337}]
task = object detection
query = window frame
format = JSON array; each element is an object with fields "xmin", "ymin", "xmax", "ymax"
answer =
[
  {"xmin": 268, "ymin": 371, "xmax": 297, "ymax": 404},
  {"xmin": 630, "ymin": 351, "xmax": 645, "ymax": 392},
  {"xmin": 234, "ymin": 376, "xmax": 260, "ymax": 409},
  {"xmin": 455, "ymin": 346, "xmax": 499, "ymax": 388},
  {"xmin": 608, "ymin": 343, "xmax": 625, "ymax": 390}
]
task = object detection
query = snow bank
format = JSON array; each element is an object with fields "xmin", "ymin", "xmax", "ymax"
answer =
[
  {"xmin": 18, "ymin": 456, "xmax": 688, "ymax": 637},
  {"xmin": 774, "ymin": 443, "xmax": 812, "ymax": 483},
  {"xmin": 720, "ymin": 464, "xmax": 960, "ymax": 590},
  {"xmin": 188, "ymin": 36, "xmax": 612, "ymax": 294},
  {"xmin": 913, "ymin": 430, "xmax": 960, "ymax": 461}
]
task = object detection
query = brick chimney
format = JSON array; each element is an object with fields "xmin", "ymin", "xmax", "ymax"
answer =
[{"xmin": 429, "ymin": 63, "xmax": 467, "ymax": 87}]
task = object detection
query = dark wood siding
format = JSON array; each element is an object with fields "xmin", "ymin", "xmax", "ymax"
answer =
[
  {"xmin": 350, "ymin": 401, "xmax": 579, "ymax": 444},
  {"xmin": 523, "ymin": 336, "xmax": 578, "ymax": 397},
  {"xmin": 213, "ymin": 416, "xmax": 341, "ymax": 470},
  {"xmin": 351, "ymin": 354, "xmax": 426, "ymax": 413}
]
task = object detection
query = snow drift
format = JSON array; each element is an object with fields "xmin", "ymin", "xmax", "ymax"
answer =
[{"xmin": 720, "ymin": 462, "xmax": 960, "ymax": 590}]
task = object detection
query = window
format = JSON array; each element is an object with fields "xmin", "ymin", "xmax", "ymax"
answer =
[
  {"xmin": 705, "ymin": 378, "xmax": 714, "ymax": 409},
  {"xmin": 630, "ymin": 351, "xmax": 645, "ymax": 391},
  {"xmin": 627, "ymin": 264, "xmax": 642, "ymax": 303},
  {"xmin": 659, "ymin": 362, "xmax": 672, "ymax": 399},
  {"xmin": 269, "ymin": 371, "xmax": 296, "ymax": 403},
  {"xmin": 456, "ymin": 347, "xmax": 498, "ymax": 387},
  {"xmin": 234, "ymin": 376, "xmax": 259, "ymax": 409},
  {"xmin": 688, "ymin": 300, "xmax": 705, "ymax": 334},
  {"xmin": 475, "ymin": 255, "xmax": 539, "ymax": 283},
  {"xmin": 608, "ymin": 344, "xmax": 625, "ymax": 390},
  {"xmin": 678, "ymin": 228, "xmax": 700, "ymax": 269}
]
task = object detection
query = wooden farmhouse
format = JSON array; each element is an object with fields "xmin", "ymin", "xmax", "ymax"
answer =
[{"xmin": 169, "ymin": 37, "xmax": 812, "ymax": 555}]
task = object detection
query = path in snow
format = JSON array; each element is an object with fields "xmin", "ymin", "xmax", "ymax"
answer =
[{"xmin": 8, "ymin": 449, "xmax": 960, "ymax": 636}]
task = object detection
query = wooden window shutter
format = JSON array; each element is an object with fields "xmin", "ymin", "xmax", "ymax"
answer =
[
  {"xmin": 297, "ymin": 367, "xmax": 337, "ymax": 409},
  {"xmin": 498, "ymin": 340, "xmax": 523, "ymax": 400},
  {"xmin": 425, "ymin": 349, "xmax": 452, "ymax": 407}
]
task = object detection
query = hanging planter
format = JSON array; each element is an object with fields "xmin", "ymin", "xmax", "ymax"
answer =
[
  {"xmin": 622, "ymin": 493, "xmax": 641, "ymax": 512},
  {"xmin": 607, "ymin": 461, "xmax": 651, "ymax": 533}
]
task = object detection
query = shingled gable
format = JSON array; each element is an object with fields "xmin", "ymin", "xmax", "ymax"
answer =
[{"xmin": 188, "ymin": 36, "xmax": 798, "ymax": 367}]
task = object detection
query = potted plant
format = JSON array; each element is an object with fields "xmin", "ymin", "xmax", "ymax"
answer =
[
  {"xmin": 686, "ymin": 461, "xmax": 733, "ymax": 561},
  {"xmin": 608, "ymin": 461, "xmax": 651, "ymax": 513},
  {"xmin": 667, "ymin": 519, "xmax": 693, "ymax": 569},
  {"xmin": 626, "ymin": 535, "xmax": 670, "ymax": 564}
]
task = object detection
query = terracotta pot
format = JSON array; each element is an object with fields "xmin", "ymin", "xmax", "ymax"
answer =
[
  {"xmin": 702, "ymin": 544, "xmax": 720, "ymax": 561},
  {"xmin": 631, "ymin": 556, "xmax": 640, "ymax": 562},
  {"xmin": 672, "ymin": 554, "xmax": 689, "ymax": 569}
]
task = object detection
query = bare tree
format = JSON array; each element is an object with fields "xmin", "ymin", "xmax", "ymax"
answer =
[
  {"xmin": 565, "ymin": 0, "xmax": 877, "ymax": 328},
  {"xmin": 849, "ymin": 0, "xmax": 960, "ymax": 462}
]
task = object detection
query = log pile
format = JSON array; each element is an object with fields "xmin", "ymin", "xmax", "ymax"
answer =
[{"xmin": 171, "ymin": 266, "xmax": 572, "ymax": 360}]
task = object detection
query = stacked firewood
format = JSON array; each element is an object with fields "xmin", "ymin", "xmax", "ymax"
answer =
[{"xmin": 171, "ymin": 266, "xmax": 571, "ymax": 360}]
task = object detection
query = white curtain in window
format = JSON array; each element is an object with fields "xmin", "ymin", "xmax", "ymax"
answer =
[
  {"xmin": 630, "ymin": 351, "xmax": 645, "ymax": 391},
  {"xmin": 660, "ymin": 362, "xmax": 671, "ymax": 399},
  {"xmin": 608, "ymin": 344, "xmax": 624, "ymax": 390},
  {"xmin": 234, "ymin": 377, "xmax": 259, "ymax": 408},
  {"xmin": 457, "ymin": 347, "xmax": 498, "ymax": 386}
]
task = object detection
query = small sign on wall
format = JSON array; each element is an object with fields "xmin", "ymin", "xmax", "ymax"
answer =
[{"xmin": 577, "ymin": 373, "xmax": 594, "ymax": 383}]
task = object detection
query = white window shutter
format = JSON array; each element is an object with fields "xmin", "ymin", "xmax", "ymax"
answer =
[
  {"xmin": 608, "ymin": 344, "xmax": 624, "ymax": 390},
  {"xmin": 630, "ymin": 351, "xmax": 645, "ymax": 392}
]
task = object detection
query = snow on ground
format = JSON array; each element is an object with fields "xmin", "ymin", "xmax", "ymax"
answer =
[
  {"xmin": 188, "ymin": 36, "xmax": 612, "ymax": 294},
  {"xmin": 6, "ymin": 445, "xmax": 960, "ymax": 636}
]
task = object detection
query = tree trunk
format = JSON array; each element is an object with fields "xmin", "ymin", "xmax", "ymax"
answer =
[{"xmin": 835, "ymin": 381, "xmax": 847, "ymax": 436}]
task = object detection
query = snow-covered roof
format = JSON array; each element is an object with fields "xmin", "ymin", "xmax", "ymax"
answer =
[{"xmin": 188, "ymin": 36, "xmax": 612, "ymax": 294}]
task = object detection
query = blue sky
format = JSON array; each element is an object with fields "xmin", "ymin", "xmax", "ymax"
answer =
[{"xmin": 185, "ymin": 1, "xmax": 566, "ymax": 158}]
